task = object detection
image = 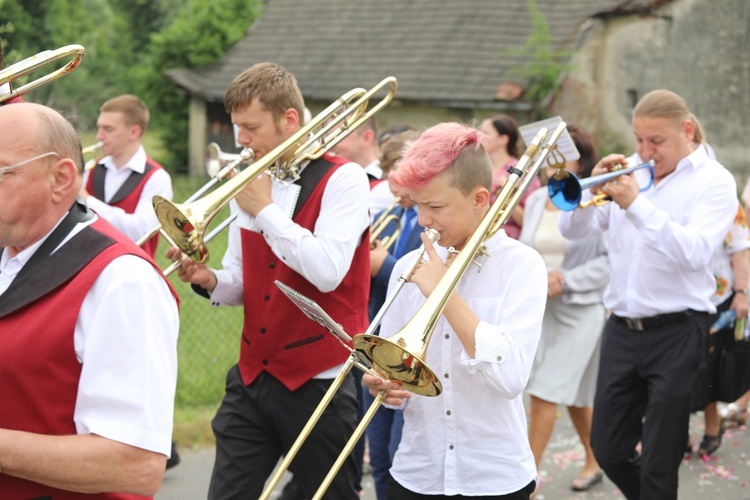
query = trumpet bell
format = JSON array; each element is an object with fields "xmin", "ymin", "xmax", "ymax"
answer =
[
  {"xmin": 548, "ymin": 161, "xmax": 655, "ymax": 211},
  {"xmin": 548, "ymin": 170, "xmax": 584, "ymax": 211},
  {"xmin": 353, "ymin": 334, "xmax": 442, "ymax": 396}
]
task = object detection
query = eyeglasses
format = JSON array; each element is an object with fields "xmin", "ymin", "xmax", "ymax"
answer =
[{"xmin": 0, "ymin": 152, "xmax": 61, "ymax": 182}]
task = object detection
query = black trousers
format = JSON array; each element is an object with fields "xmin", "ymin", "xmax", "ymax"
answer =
[
  {"xmin": 591, "ymin": 314, "xmax": 707, "ymax": 500},
  {"xmin": 385, "ymin": 477, "xmax": 536, "ymax": 499},
  {"xmin": 207, "ymin": 366, "xmax": 360, "ymax": 500}
]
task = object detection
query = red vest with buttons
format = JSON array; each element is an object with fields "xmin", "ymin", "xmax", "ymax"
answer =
[
  {"xmin": 238, "ymin": 159, "xmax": 370, "ymax": 391},
  {"xmin": 85, "ymin": 158, "xmax": 164, "ymax": 257},
  {"xmin": 0, "ymin": 217, "xmax": 177, "ymax": 499}
]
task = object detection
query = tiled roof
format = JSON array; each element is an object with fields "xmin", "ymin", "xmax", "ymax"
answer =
[{"xmin": 167, "ymin": 0, "xmax": 666, "ymax": 105}]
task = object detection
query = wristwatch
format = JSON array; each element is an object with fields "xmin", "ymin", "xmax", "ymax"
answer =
[{"xmin": 734, "ymin": 288, "xmax": 750, "ymax": 295}]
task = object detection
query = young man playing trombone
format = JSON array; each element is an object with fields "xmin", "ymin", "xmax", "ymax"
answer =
[
  {"xmin": 79, "ymin": 94, "xmax": 173, "ymax": 258},
  {"xmin": 363, "ymin": 122, "xmax": 547, "ymax": 499},
  {"xmin": 167, "ymin": 62, "xmax": 371, "ymax": 500}
]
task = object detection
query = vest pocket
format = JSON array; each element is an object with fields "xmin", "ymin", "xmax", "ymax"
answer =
[{"xmin": 284, "ymin": 334, "xmax": 325, "ymax": 350}]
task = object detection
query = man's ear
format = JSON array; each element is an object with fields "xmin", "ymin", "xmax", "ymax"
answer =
[
  {"xmin": 49, "ymin": 158, "xmax": 80, "ymax": 204},
  {"xmin": 283, "ymin": 108, "xmax": 300, "ymax": 134},
  {"xmin": 130, "ymin": 124, "xmax": 143, "ymax": 141},
  {"xmin": 681, "ymin": 118, "xmax": 695, "ymax": 144}
]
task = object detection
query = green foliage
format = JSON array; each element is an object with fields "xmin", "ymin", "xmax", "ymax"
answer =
[
  {"xmin": 132, "ymin": 0, "xmax": 263, "ymax": 171},
  {"xmin": 501, "ymin": 0, "xmax": 571, "ymax": 113},
  {"xmin": 1, "ymin": 0, "xmax": 261, "ymax": 171}
]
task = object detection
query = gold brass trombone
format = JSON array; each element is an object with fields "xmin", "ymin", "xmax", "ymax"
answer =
[
  {"xmin": 370, "ymin": 197, "xmax": 402, "ymax": 250},
  {"xmin": 262, "ymin": 122, "xmax": 568, "ymax": 500},
  {"xmin": 135, "ymin": 146, "xmax": 255, "ymax": 248},
  {"xmin": 0, "ymin": 45, "xmax": 86, "ymax": 104},
  {"xmin": 152, "ymin": 76, "xmax": 398, "ymax": 263},
  {"xmin": 548, "ymin": 160, "xmax": 654, "ymax": 211}
]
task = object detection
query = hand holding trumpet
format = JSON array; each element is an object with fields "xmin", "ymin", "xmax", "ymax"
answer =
[{"xmin": 587, "ymin": 154, "xmax": 641, "ymax": 210}]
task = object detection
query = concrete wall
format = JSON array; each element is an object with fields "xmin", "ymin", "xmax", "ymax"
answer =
[{"xmin": 553, "ymin": 0, "xmax": 750, "ymax": 177}]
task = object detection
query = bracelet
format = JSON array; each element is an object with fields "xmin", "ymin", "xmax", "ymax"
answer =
[{"xmin": 734, "ymin": 288, "xmax": 750, "ymax": 295}]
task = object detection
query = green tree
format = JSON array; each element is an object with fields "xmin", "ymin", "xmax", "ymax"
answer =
[
  {"xmin": 501, "ymin": 0, "xmax": 571, "ymax": 116},
  {"xmin": 132, "ymin": 0, "xmax": 263, "ymax": 171}
]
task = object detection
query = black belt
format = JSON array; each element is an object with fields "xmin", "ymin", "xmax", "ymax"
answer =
[{"xmin": 612, "ymin": 310, "xmax": 706, "ymax": 331}]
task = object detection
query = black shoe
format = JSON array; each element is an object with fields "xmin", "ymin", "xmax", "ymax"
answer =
[
  {"xmin": 698, "ymin": 422, "xmax": 725, "ymax": 457},
  {"xmin": 166, "ymin": 442, "xmax": 181, "ymax": 470}
]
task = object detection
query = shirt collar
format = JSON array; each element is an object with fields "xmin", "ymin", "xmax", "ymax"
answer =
[
  {"xmin": 363, "ymin": 160, "xmax": 382, "ymax": 179},
  {"xmin": 101, "ymin": 145, "xmax": 147, "ymax": 174}
]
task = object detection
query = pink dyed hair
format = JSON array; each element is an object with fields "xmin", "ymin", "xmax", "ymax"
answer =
[{"xmin": 389, "ymin": 122, "xmax": 490, "ymax": 195}]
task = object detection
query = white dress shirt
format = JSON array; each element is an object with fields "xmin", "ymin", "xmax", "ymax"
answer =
[
  {"xmin": 82, "ymin": 145, "xmax": 173, "ymax": 242},
  {"xmin": 0, "ymin": 215, "xmax": 179, "ymax": 455},
  {"xmin": 559, "ymin": 146, "xmax": 738, "ymax": 317},
  {"xmin": 382, "ymin": 233, "xmax": 546, "ymax": 495}
]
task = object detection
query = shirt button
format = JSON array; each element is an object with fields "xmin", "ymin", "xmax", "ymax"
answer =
[
  {"xmin": 260, "ymin": 327, "xmax": 266, "ymax": 334},
  {"xmin": 444, "ymin": 373, "xmax": 449, "ymax": 379},
  {"xmin": 269, "ymin": 262, "xmax": 276, "ymax": 269},
  {"xmin": 265, "ymin": 295, "xmax": 271, "ymax": 301},
  {"xmin": 262, "ymin": 359, "xmax": 268, "ymax": 366},
  {"xmin": 444, "ymin": 334, "xmax": 449, "ymax": 339},
  {"xmin": 497, "ymin": 355, "xmax": 503, "ymax": 362},
  {"xmin": 449, "ymin": 444, "xmax": 454, "ymax": 450},
  {"xmin": 446, "ymin": 410, "xmax": 451, "ymax": 416}
]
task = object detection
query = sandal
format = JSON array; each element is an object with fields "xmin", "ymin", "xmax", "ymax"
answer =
[
  {"xmin": 698, "ymin": 424, "xmax": 725, "ymax": 457},
  {"xmin": 720, "ymin": 402, "xmax": 748, "ymax": 426},
  {"xmin": 570, "ymin": 470, "xmax": 604, "ymax": 492}
]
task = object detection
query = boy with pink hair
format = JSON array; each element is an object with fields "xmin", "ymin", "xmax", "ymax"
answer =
[{"xmin": 363, "ymin": 122, "xmax": 547, "ymax": 499}]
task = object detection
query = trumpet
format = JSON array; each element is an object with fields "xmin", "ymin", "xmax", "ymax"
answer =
[
  {"xmin": 548, "ymin": 160, "xmax": 655, "ymax": 211},
  {"xmin": 0, "ymin": 45, "xmax": 86, "ymax": 104},
  {"xmin": 152, "ymin": 76, "xmax": 398, "ymax": 264},
  {"xmin": 370, "ymin": 197, "xmax": 402, "ymax": 250}
]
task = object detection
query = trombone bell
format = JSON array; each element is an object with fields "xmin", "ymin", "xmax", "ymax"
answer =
[{"xmin": 353, "ymin": 334, "xmax": 441, "ymax": 396}]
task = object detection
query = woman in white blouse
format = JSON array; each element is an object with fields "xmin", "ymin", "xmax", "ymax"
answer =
[{"xmin": 520, "ymin": 125, "xmax": 609, "ymax": 493}]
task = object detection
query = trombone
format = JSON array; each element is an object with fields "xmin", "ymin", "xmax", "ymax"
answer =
[
  {"xmin": 262, "ymin": 122, "xmax": 569, "ymax": 499},
  {"xmin": 370, "ymin": 197, "xmax": 402, "ymax": 250},
  {"xmin": 135, "ymin": 145, "xmax": 254, "ymax": 248},
  {"xmin": 152, "ymin": 76, "xmax": 398, "ymax": 264},
  {"xmin": 548, "ymin": 160, "xmax": 655, "ymax": 211},
  {"xmin": 0, "ymin": 45, "xmax": 86, "ymax": 104}
]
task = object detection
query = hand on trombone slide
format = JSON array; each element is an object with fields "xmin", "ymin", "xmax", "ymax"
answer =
[
  {"xmin": 165, "ymin": 246, "xmax": 217, "ymax": 292},
  {"xmin": 408, "ymin": 232, "xmax": 450, "ymax": 298},
  {"xmin": 233, "ymin": 170, "xmax": 273, "ymax": 217},
  {"xmin": 362, "ymin": 372, "xmax": 412, "ymax": 406},
  {"xmin": 588, "ymin": 153, "xmax": 641, "ymax": 210}
]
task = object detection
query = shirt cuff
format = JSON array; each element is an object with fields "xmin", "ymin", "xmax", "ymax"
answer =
[
  {"xmin": 254, "ymin": 203, "xmax": 295, "ymax": 237},
  {"xmin": 208, "ymin": 269, "xmax": 236, "ymax": 306},
  {"xmin": 624, "ymin": 194, "xmax": 655, "ymax": 229},
  {"xmin": 464, "ymin": 320, "xmax": 506, "ymax": 372}
]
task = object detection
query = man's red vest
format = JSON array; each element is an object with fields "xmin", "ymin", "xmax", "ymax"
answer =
[
  {"xmin": 238, "ymin": 158, "xmax": 370, "ymax": 391},
  {"xmin": 0, "ymin": 217, "xmax": 177, "ymax": 499},
  {"xmin": 85, "ymin": 158, "xmax": 165, "ymax": 257}
]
